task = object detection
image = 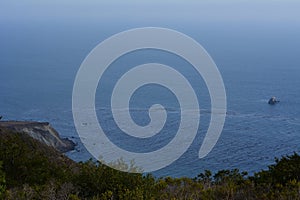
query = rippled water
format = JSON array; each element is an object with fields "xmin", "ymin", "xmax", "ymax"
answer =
[{"xmin": 1, "ymin": 23, "xmax": 299, "ymax": 177}]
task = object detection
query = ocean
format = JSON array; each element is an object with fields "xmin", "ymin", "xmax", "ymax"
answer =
[{"xmin": 1, "ymin": 21, "xmax": 299, "ymax": 177}]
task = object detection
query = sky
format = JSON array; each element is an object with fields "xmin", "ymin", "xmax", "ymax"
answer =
[
  {"xmin": 1, "ymin": 0, "xmax": 299, "ymax": 69},
  {"xmin": 1, "ymin": 0, "xmax": 300, "ymax": 26},
  {"xmin": 1, "ymin": 0, "xmax": 299, "ymax": 70}
]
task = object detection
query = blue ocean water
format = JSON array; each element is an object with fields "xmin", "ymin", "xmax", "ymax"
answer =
[{"xmin": 1, "ymin": 21, "xmax": 299, "ymax": 177}]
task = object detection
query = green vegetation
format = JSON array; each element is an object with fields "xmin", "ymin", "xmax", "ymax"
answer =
[
  {"xmin": 0, "ymin": 161, "xmax": 6, "ymax": 199},
  {"xmin": 0, "ymin": 128, "xmax": 299, "ymax": 199}
]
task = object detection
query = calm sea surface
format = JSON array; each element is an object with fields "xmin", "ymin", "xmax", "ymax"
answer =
[{"xmin": 1, "ymin": 22, "xmax": 299, "ymax": 177}]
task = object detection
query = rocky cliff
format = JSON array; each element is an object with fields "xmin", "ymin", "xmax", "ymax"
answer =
[{"xmin": 0, "ymin": 121, "xmax": 75, "ymax": 153}]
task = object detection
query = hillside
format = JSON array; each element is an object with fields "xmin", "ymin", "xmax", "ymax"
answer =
[
  {"xmin": 0, "ymin": 121, "xmax": 75, "ymax": 152},
  {"xmin": 0, "ymin": 128, "xmax": 299, "ymax": 199}
]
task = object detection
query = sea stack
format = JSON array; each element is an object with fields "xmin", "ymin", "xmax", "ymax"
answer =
[{"xmin": 268, "ymin": 97, "xmax": 279, "ymax": 105}]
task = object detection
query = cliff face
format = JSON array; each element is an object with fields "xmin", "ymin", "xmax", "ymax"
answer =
[{"xmin": 0, "ymin": 121, "xmax": 75, "ymax": 153}]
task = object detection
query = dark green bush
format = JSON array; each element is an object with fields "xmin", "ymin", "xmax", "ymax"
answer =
[{"xmin": 0, "ymin": 161, "xmax": 6, "ymax": 200}]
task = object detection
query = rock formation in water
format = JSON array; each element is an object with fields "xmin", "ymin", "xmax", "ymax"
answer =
[
  {"xmin": 268, "ymin": 97, "xmax": 280, "ymax": 105},
  {"xmin": 0, "ymin": 121, "xmax": 75, "ymax": 153}
]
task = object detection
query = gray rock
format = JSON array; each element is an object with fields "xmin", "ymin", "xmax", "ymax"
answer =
[{"xmin": 268, "ymin": 97, "xmax": 279, "ymax": 105}]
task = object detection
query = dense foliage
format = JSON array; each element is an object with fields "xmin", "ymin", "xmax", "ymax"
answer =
[{"xmin": 0, "ymin": 128, "xmax": 299, "ymax": 199}]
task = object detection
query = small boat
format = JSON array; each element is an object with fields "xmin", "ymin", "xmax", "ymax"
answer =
[{"xmin": 268, "ymin": 97, "xmax": 279, "ymax": 105}]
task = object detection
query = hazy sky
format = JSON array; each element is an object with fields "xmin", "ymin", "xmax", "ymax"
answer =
[{"xmin": 1, "ymin": 0, "xmax": 300, "ymax": 26}]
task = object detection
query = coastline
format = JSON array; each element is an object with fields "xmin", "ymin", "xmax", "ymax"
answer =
[{"xmin": 0, "ymin": 120, "xmax": 75, "ymax": 153}]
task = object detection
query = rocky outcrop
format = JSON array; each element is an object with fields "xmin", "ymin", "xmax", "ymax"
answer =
[
  {"xmin": 268, "ymin": 97, "xmax": 280, "ymax": 105},
  {"xmin": 0, "ymin": 121, "xmax": 75, "ymax": 153}
]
